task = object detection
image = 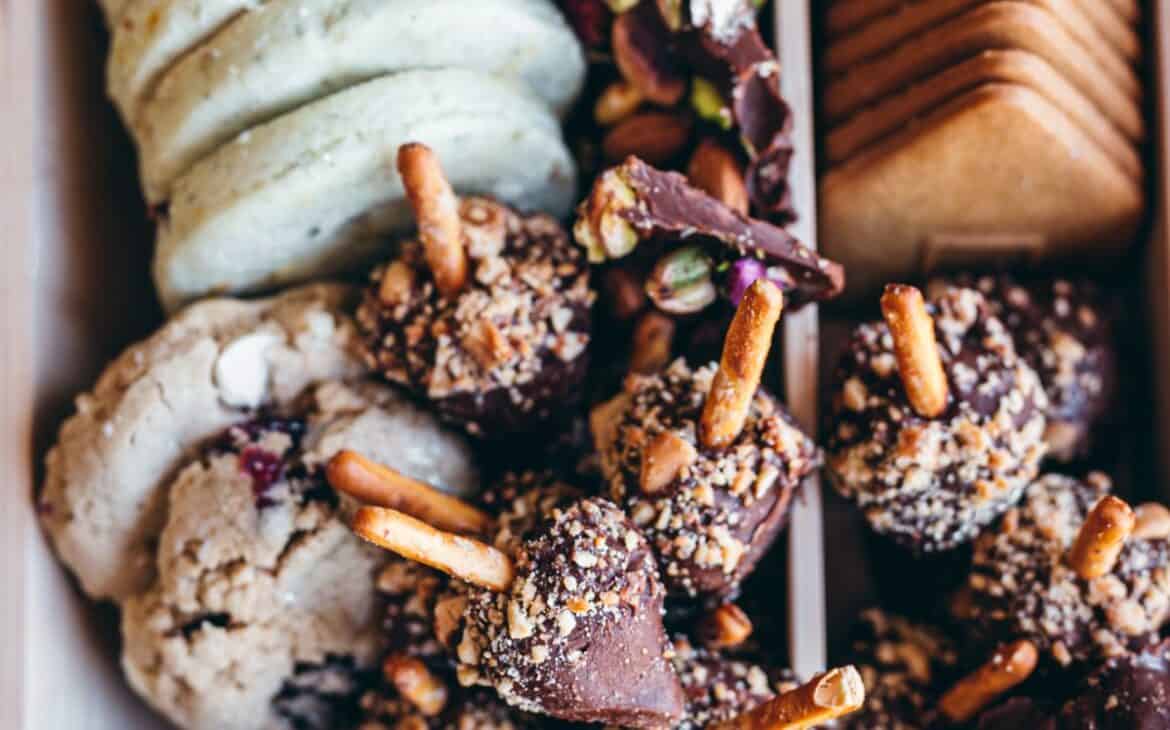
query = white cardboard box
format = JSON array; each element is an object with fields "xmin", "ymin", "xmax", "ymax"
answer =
[{"xmin": 2, "ymin": 3, "xmax": 829, "ymax": 727}]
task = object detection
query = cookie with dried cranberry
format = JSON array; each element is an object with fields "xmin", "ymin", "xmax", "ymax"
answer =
[
  {"xmin": 357, "ymin": 146, "xmax": 594, "ymax": 439},
  {"xmin": 929, "ymin": 275, "xmax": 1116, "ymax": 462},
  {"xmin": 827, "ymin": 285, "xmax": 1049, "ymax": 553},
  {"xmin": 960, "ymin": 473, "xmax": 1170, "ymax": 669},
  {"xmin": 119, "ymin": 380, "xmax": 478, "ymax": 730}
]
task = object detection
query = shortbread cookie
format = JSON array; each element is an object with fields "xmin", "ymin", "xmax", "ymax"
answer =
[
  {"xmin": 820, "ymin": 84, "xmax": 1142, "ymax": 297},
  {"xmin": 823, "ymin": 0, "xmax": 1139, "ymax": 100},
  {"xmin": 39, "ymin": 285, "xmax": 479, "ymax": 601},
  {"xmin": 824, "ymin": 49, "xmax": 1141, "ymax": 180},
  {"xmin": 134, "ymin": 0, "xmax": 585, "ymax": 202},
  {"xmin": 121, "ymin": 384, "xmax": 439, "ymax": 730},
  {"xmin": 107, "ymin": 0, "xmax": 261, "ymax": 129},
  {"xmin": 152, "ymin": 69, "xmax": 576, "ymax": 311},
  {"xmin": 822, "ymin": 2, "xmax": 1144, "ymax": 141}
]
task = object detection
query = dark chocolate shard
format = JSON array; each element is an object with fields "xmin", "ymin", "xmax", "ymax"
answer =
[
  {"xmin": 574, "ymin": 156, "xmax": 843, "ymax": 308},
  {"xmin": 683, "ymin": 19, "xmax": 795, "ymax": 221}
]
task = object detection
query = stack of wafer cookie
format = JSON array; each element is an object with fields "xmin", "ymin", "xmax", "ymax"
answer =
[
  {"xmin": 817, "ymin": 0, "xmax": 1145, "ymax": 296},
  {"xmin": 99, "ymin": 0, "xmax": 586, "ymax": 311}
]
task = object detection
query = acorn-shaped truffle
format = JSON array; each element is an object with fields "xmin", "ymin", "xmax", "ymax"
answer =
[
  {"xmin": 357, "ymin": 143, "xmax": 594, "ymax": 438},
  {"xmin": 929, "ymin": 275, "xmax": 1116, "ymax": 462},
  {"xmin": 595, "ymin": 280, "xmax": 820, "ymax": 600},
  {"xmin": 827, "ymin": 284, "xmax": 1049, "ymax": 553},
  {"xmin": 959, "ymin": 473, "xmax": 1170, "ymax": 669},
  {"xmin": 327, "ymin": 453, "xmax": 686, "ymax": 728}
]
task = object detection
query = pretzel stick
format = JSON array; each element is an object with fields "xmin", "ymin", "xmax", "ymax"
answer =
[
  {"xmin": 383, "ymin": 654, "xmax": 448, "ymax": 716},
  {"xmin": 353, "ymin": 506, "xmax": 514, "ymax": 591},
  {"xmin": 880, "ymin": 284, "xmax": 948, "ymax": 418},
  {"xmin": 713, "ymin": 666, "xmax": 865, "ymax": 730},
  {"xmin": 938, "ymin": 640, "xmax": 1038, "ymax": 723},
  {"xmin": 1067, "ymin": 495, "xmax": 1135, "ymax": 580},
  {"xmin": 327, "ymin": 450, "xmax": 491, "ymax": 536},
  {"xmin": 700, "ymin": 279, "xmax": 784, "ymax": 450},
  {"xmin": 397, "ymin": 143, "xmax": 468, "ymax": 297}
]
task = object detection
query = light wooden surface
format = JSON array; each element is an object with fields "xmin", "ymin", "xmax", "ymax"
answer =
[
  {"xmin": 1149, "ymin": 0, "xmax": 1170, "ymax": 495},
  {"xmin": 777, "ymin": 0, "xmax": 828, "ymax": 679}
]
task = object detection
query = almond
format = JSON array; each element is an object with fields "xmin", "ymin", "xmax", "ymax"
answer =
[
  {"xmin": 630, "ymin": 311, "xmax": 675, "ymax": 374},
  {"xmin": 699, "ymin": 603, "xmax": 753, "ymax": 649},
  {"xmin": 594, "ymin": 81, "xmax": 645, "ymax": 127},
  {"xmin": 687, "ymin": 139, "xmax": 750, "ymax": 215},
  {"xmin": 603, "ymin": 112, "xmax": 692, "ymax": 165},
  {"xmin": 602, "ymin": 265, "xmax": 647, "ymax": 319}
]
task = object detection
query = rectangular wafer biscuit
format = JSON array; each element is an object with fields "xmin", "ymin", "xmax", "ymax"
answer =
[
  {"xmin": 820, "ymin": 83, "xmax": 1142, "ymax": 297},
  {"xmin": 824, "ymin": 49, "xmax": 1142, "ymax": 181},
  {"xmin": 821, "ymin": 2, "xmax": 1144, "ymax": 141}
]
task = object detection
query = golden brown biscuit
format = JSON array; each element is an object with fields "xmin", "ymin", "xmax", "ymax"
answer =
[
  {"xmin": 824, "ymin": 0, "xmax": 902, "ymax": 38},
  {"xmin": 1075, "ymin": 0, "xmax": 1141, "ymax": 61},
  {"xmin": 824, "ymin": 49, "xmax": 1141, "ymax": 181},
  {"xmin": 820, "ymin": 83, "xmax": 1142, "ymax": 298},
  {"xmin": 823, "ymin": 0, "xmax": 1139, "ymax": 99},
  {"xmin": 822, "ymin": 2, "xmax": 1144, "ymax": 141}
]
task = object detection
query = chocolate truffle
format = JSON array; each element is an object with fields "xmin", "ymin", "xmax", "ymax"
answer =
[
  {"xmin": 1058, "ymin": 641, "xmax": 1170, "ymax": 729},
  {"xmin": 358, "ymin": 146, "xmax": 595, "ymax": 438},
  {"xmin": 597, "ymin": 358, "xmax": 819, "ymax": 599},
  {"xmin": 827, "ymin": 285, "xmax": 1049, "ymax": 553},
  {"xmin": 669, "ymin": 635, "xmax": 793, "ymax": 729},
  {"xmin": 837, "ymin": 609, "xmax": 959, "ymax": 730},
  {"xmin": 929, "ymin": 275, "xmax": 1115, "ymax": 461},
  {"xmin": 961, "ymin": 474, "xmax": 1170, "ymax": 668},
  {"xmin": 448, "ymin": 497, "xmax": 685, "ymax": 727}
]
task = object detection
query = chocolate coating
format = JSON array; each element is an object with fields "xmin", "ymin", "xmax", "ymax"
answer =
[
  {"xmin": 1058, "ymin": 642, "xmax": 1170, "ymax": 729},
  {"xmin": 962, "ymin": 474, "xmax": 1170, "ymax": 668},
  {"xmin": 929, "ymin": 275, "xmax": 1115, "ymax": 462},
  {"xmin": 670, "ymin": 636, "xmax": 790, "ymax": 729},
  {"xmin": 598, "ymin": 359, "xmax": 820, "ymax": 600},
  {"xmin": 358, "ymin": 197, "xmax": 595, "ymax": 438},
  {"xmin": 836, "ymin": 609, "xmax": 959, "ymax": 730},
  {"xmin": 827, "ymin": 286, "xmax": 1048, "ymax": 553},
  {"xmin": 452, "ymin": 497, "xmax": 685, "ymax": 728}
]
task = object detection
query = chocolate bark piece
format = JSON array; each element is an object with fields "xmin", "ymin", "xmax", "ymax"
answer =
[
  {"xmin": 358, "ymin": 197, "xmax": 595, "ymax": 439},
  {"xmin": 670, "ymin": 635, "xmax": 791, "ymax": 729},
  {"xmin": 837, "ymin": 609, "xmax": 959, "ymax": 730},
  {"xmin": 962, "ymin": 474, "xmax": 1170, "ymax": 669},
  {"xmin": 451, "ymin": 497, "xmax": 685, "ymax": 727},
  {"xmin": 1058, "ymin": 641, "xmax": 1170, "ymax": 729},
  {"xmin": 573, "ymin": 157, "xmax": 844, "ymax": 308},
  {"xmin": 680, "ymin": 13, "xmax": 795, "ymax": 221},
  {"xmin": 929, "ymin": 275, "xmax": 1116, "ymax": 462},
  {"xmin": 827, "ymin": 286, "xmax": 1049, "ymax": 553},
  {"xmin": 597, "ymin": 358, "xmax": 820, "ymax": 600}
]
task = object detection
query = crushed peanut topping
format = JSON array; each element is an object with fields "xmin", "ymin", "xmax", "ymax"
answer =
[
  {"xmin": 828, "ymin": 287, "xmax": 1049, "ymax": 553},
  {"xmin": 598, "ymin": 358, "xmax": 820, "ymax": 598},
  {"xmin": 357, "ymin": 197, "xmax": 595, "ymax": 435},
  {"xmin": 670, "ymin": 636, "xmax": 791, "ymax": 729},
  {"xmin": 838, "ymin": 609, "xmax": 959, "ymax": 730},
  {"xmin": 964, "ymin": 474, "xmax": 1170, "ymax": 667},
  {"xmin": 928, "ymin": 275, "xmax": 1115, "ymax": 461}
]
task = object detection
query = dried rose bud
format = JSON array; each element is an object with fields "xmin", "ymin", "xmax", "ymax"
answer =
[
  {"xmin": 646, "ymin": 245, "xmax": 717, "ymax": 314},
  {"xmin": 726, "ymin": 257, "xmax": 797, "ymax": 306}
]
